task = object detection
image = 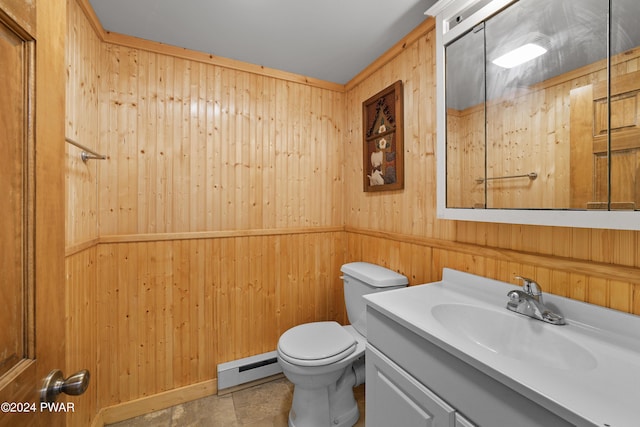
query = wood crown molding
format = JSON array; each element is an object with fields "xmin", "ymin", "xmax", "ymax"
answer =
[
  {"xmin": 73, "ymin": 0, "xmax": 435, "ymax": 93},
  {"xmin": 74, "ymin": 0, "xmax": 106, "ymax": 40},
  {"xmin": 101, "ymin": 31, "xmax": 345, "ymax": 92},
  {"xmin": 345, "ymin": 17, "xmax": 436, "ymax": 91},
  {"xmin": 73, "ymin": 0, "xmax": 344, "ymax": 91}
]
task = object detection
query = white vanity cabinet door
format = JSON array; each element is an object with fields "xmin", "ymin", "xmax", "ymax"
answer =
[
  {"xmin": 366, "ymin": 345, "xmax": 456, "ymax": 427},
  {"xmin": 455, "ymin": 413, "xmax": 477, "ymax": 427}
]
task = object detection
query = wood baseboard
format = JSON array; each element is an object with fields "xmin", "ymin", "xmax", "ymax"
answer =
[
  {"xmin": 89, "ymin": 410, "xmax": 104, "ymax": 427},
  {"xmin": 95, "ymin": 379, "xmax": 217, "ymax": 426}
]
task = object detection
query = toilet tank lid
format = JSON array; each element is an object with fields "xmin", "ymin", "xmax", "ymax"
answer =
[{"xmin": 341, "ymin": 262, "xmax": 408, "ymax": 288}]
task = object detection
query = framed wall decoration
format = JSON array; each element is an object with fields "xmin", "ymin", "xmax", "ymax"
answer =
[{"xmin": 362, "ymin": 80, "xmax": 404, "ymax": 192}]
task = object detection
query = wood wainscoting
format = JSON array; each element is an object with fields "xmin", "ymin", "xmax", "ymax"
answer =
[
  {"xmin": 66, "ymin": 246, "xmax": 99, "ymax": 427},
  {"xmin": 346, "ymin": 227, "xmax": 640, "ymax": 314},
  {"xmin": 65, "ymin": 229, "xmax": 345, "ymax": 426},
  {"xmin": 67, "ymin": 226, "xmax": 640, "ymax": 426}
]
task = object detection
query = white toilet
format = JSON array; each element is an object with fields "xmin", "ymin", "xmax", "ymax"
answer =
[{"xmin": 277, "ymin": 262, "xmax": 408, "ymax": 427}]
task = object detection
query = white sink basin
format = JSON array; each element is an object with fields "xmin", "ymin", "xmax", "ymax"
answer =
[
  {"xmin": 365, "ymin": 268, "xmax": 640, "ymax": 427},
  {"xmin": 431, "ymin": 303, "xmax": 597, "ymax": 370}
]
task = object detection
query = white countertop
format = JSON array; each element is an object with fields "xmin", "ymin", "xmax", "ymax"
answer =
[{"xmin": 365, "ymin": 268, "xmax": 640, "ymax": 427}]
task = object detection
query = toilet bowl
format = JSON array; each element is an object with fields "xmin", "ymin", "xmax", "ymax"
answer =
[
  {"xmin": 277, "ymin": 262, "xmax": 408, "ymax": 427},
  {"xmin": 278, "ymin": 322, "xmax": 366, "ymax": 427}
]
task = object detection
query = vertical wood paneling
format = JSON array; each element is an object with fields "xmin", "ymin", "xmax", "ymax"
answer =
[
  {"xmin": 346, "ymin": 232, "xmax": 640, "ymax": 317},
  {"xmin": 344, "ymin": 25, "xmax": 640, "ymax": 314},
  {"xmin": 447, "ymin": 52, "xmax": 640, "ymax": 210},
  {"xmin": 66, "ymin": 0, "xmax": 100, "ymax": 246},
  {"xmin": 65, "ymin": 247, "xmax": 98, "ymax": 427},
  {"xmin": 344, "ymin": 32, "xmax": 456, "ymax": 241},
  {"xmin": 96, "ymin": 45, "xmax": 344, "ymax": 235},
  {"xmin": 66, "ymin": 3, "xmax": 640, "ymax": 424},
  {"xmin": 67, "ymin": 0, "xmax": 343, "ymax": 421},
  {"xmin": 65, "ymin": 2, "xmax": 102, "ymax": 424},
  {"xmin": 92, "ymin": 232, "xmax": 344, "ymax": 408}
]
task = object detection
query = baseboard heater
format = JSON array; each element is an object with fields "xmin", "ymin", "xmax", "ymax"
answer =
[{"xmin": 217, "ymin": 350, "xmax": 282, "ymax": 391}]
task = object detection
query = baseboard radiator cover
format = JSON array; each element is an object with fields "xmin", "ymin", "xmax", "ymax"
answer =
[{"xmin": 217, "ymin": 350, "xmax": 282, "ymax": 391}]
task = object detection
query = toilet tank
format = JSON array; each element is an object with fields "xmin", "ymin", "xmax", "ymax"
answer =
[{"xmin": 341, "ymin": 262, "xmax": 408, "ymax": 337}]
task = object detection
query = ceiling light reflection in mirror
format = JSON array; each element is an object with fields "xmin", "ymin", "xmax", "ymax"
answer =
[{"xmin": 492, "ymin": 43, "xmax": 547, "ymax": 68}]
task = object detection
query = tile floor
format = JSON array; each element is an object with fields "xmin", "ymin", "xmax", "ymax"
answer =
[{"xmin": 107, "ymin": 378, "xmax": 366, "ymax": 427}]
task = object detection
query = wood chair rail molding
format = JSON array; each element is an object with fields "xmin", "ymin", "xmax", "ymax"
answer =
[
  {"xmin": 65, "ymin": 226, "xmax": 345, "ymax": 257},
  {"xmin": 345, "ymin": 227, "xmax": 640, "ymax": 285},
  {"xmin": 67, "ymin": 226, "xmax": 640, "ymax": 286}
]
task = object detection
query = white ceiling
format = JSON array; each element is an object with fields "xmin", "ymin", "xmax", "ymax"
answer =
[{"xmin": 88, "ymin": 0, "xmax": 437, "ymax": 84}]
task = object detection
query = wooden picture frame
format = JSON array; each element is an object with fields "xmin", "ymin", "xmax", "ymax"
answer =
[{"xmin": 362, "ymin": 80, "xmax": 404, "ymax": 192}]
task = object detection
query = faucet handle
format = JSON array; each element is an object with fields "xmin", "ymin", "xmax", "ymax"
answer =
[
  {"xmin": 507, "ymin": 290, "xmax": 523, "ymax": 306},
  {"xmin": 514, "ymin": 276, "xmax": 541, "ymax": 296}
]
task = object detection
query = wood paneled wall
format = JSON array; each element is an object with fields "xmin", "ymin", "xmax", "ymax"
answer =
[
  {"xmin": 65, "ymin": 0, "xmax": 640, "ymax": 424},
  {"xmin": 94, "ymin": 232, "xmax": 344, "ymax": 407},
  {"xmin": 446, "ymin": 106, "xmax": 485, "ymax": 208},
  {"xmin": 344, "ymin": 28, "xmax": 455, "ymax": 241},
  {"xmin": 447, "ymin": 49, "xmax": 640, "ymax": 210},
  {"xmin": 66, "ymin": 0, "xmax": 347, "ymax": 420},
  {"xmin": 65, "ymin": 247, "xmax": 98, "ymax": 426},
  {"xmin": 66, "ymin": 2, "xmax": 101, "ymax": 424},
  {"xmin": 343, "ymin": 21, "xmax": 640, "ymax": 314},
  {"xmin": 66, "ymin": 0, "xmax": 101, "ymax": 247},
  {"xmin": 64, "ymin": 231, "xmax": 345, "ymax": 417},
  {"xmin": 97, "ymin": 43, "xmax": 343, "ymax": 235},
  {"xmin": 484, "ymin": 83, "xmax": 574, "ymax": 209},
  {"xmin": 346, "ymin": 228, "xmax": 639, "ymax": 313}
]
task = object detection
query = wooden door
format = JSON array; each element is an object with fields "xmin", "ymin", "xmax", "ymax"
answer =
[
  {"xmin": 0, "ymin": 0, "xmax": 67, "ymax": 426},
  {"xmin": 570, "ymin": 70, "xmax": 640, "ymax": 209}
]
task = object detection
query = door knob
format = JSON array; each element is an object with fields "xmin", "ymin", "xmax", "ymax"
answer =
[{"xmin": 40, "ymin": 369, "xmax": 90, "ymax": 403}]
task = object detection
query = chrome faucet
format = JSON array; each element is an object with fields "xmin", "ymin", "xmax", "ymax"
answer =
[{"xmin": 506, "ymin": 276, "xmax": 565, "ymax": 325}]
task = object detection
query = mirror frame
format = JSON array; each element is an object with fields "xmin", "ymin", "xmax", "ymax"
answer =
[{"xmin": 428, "ymin": 0, "xmax": 640, "ymax": 230}]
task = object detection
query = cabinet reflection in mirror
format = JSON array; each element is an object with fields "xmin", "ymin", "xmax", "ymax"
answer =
[{"xmin": 439, "ymin": 0, "xmax": 640, "ymax": 214}]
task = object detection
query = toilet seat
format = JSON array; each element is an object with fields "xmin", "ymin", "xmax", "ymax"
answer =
[{"xmin": 278, "ymin": 321, "xmax": 356, "ymax": 367}]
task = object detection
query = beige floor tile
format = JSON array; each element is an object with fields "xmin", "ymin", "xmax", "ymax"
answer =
[
  {"xmin": 106, "ymin": 377, "xmax": 366, "ymax": 427},
  {"xmin": 107, "ymin": 407, "xmax": 172, "ymax": 427},
  {"xmin": 232, "ymin": 378, "xmax": 293, "ymax": 425},
  {"xmin": 171, "ymin": 393, "xmax": 238, "ymax": 427}
]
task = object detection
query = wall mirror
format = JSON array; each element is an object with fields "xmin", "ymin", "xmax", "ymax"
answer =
[{"xmin": 428, "ymin": 0, "xmax": 640, "ymax": 229}]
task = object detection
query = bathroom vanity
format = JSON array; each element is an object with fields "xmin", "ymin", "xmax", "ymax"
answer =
[{"xmin": 364, "ymin": 269, "xmax": 640, "ymax": 426}]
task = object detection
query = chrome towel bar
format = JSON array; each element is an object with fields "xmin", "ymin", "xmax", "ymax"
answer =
[
  {"xmin": 65, "ymin": 137, "xmax": 106, "ymax": 162},
  {"xmin": 476, "ymin": 172, "xmax": 537, "ymax": 184}
]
